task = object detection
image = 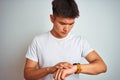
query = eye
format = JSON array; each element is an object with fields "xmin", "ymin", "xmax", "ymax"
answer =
[
  {"xmin": 69, "ymin": 22, "xmax": 75, "ymax": 25},
  {"xmin": 59, "ymin": 22, "xmax": 66, "ymax": 25},
  {"xmin": 69, "ymin": 23, "xmax": 74, "ymax": 25}
]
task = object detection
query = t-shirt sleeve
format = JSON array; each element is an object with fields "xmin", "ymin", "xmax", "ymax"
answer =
[
  {"xmin": 25, "ymin": 37, "xmax": 38, "ymax": 62},
  {"xmin": 81, "ymin": 38, "xmax": 94, "ymax": 57}
]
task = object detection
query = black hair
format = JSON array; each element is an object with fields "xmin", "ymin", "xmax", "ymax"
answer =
[{"xmin": 52, "ymin": 0, "xmax": 79, "ymax": 18}]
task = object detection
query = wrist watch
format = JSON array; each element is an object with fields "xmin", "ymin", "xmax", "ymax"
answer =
[{"xmin": 73, "ymin": 63, "xmax": 81, "ymax": 74}]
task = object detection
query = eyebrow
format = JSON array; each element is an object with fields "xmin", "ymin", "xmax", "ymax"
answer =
[{"xmin": 59, "ymin": 21, "xmax": 75, "ymax": 25}]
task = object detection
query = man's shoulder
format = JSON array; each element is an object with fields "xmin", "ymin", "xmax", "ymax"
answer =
[
  {"xmin": 36, "ymin": 32, "xmax": 49, "ymax": 38},
  {"xmin": 70, "ymin": 33, "xmax": 82, "ymax": 40},
  {"xmin": 33, "ymin": 31, "xmax": 49, "ymax": 41},
  {"xmin": 70, "ymin": 33, "xmax": 88, "ymax": 42}
]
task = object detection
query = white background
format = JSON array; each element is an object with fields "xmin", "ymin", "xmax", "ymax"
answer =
[{"xmin": 0, "ymin": 0, "xmax": 120, "ymax": 80}]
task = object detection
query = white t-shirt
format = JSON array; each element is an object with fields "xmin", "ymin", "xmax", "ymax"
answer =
[{"xmin": 26, "ymin": 31, "xmax": 94, "ymax": 80}]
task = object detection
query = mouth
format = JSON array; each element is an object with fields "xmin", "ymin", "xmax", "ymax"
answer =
[{"xmin": 61, "ymin": 32, "xmax": 68, "ymax": 35}]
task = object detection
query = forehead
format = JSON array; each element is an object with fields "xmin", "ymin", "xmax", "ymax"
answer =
[{"xmin": 55, "ymin": 16, "xmax": 75, "ymax": 23}]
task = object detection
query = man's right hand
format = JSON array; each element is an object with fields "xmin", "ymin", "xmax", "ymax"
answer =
[{"xmin": 52, "ymin": 62, "xmax": 74, "ymax": 80}]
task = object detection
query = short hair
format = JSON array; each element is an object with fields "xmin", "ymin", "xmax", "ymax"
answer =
[{"xmin": 52, "ymin": 0, "xmax": 79, "ymax": 18}]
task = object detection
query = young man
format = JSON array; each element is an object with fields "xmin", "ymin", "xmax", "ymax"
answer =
[{"xmin": 24, "ymin": 0, "xmax": 107, "ymax": 80}]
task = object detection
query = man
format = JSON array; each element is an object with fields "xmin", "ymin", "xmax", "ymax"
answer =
[{"xmin": 24, "ymin": 0, "xmax": 107, "ymax": 80}]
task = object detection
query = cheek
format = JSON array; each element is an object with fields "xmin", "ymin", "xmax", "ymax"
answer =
[
  {"xmin": 54, "ymin": 25, "xmax": 62, "ymax": 33},
  {"xmin": 55, "ymin": 24, "xmax": 63, "ymax": 31}
]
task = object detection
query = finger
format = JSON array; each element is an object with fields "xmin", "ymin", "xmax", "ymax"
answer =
[
  {"xmin": 55, "ymin": 62, "xmax": 73, "ymax": 69},
  {"xmin": 59, "ymin": 64, "xmax": 64, "ymax": 69},
  {"xmin": 55, "ymin": 64, "xmax": 64, "ymax": 69},
  {"xmin": 61, "ymin": 70, "xmax": 66, "ymax": 80},
  {"xmin": 58, "ymin": 69, "xmax": 64, "ymax": 80},
  {"xmin": 55, "ymin": 69, "xmax": 61, "ymax": 80},
  {"xmin": 63, "ymin": 63, "xmax": 73, "ymax": 69}
]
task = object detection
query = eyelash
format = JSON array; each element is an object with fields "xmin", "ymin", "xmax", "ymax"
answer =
[{"xmin": 60, "ymin": 23, "xmax": 73, "ymax": 25}]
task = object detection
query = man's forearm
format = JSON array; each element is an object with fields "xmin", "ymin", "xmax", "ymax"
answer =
[
  {"xmin": 24, "ymin": 66, "xmax": 56, "ymax": 80},
  {"xmin": 80, "ymin": 51, "xmax": 107, "ymax": 75},
  {"xmin": 80, "ymin": 62, "xmax": 107, "ymax": 75}
]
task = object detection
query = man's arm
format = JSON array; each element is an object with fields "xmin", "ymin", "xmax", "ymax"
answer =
[
  {"xmin": 80, "ymin": 50, "xmax": 107, "ymax": 75},
  {"xmin": 53, "ymin": 50, "xmax": 107, "ymax": 80},
  {"xmin": 24, "ymin": 59, "xmax": 73, "ymax": 80},
  {"xmin": 24, "ymin": 59, "xmax": 56, "ymax": 80}
]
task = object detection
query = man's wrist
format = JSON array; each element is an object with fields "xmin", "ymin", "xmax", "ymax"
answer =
[
  {"xmin": 47, "ymin": 66, "xmax": 57, "ymax": 74},
  {"xmin": 72, "ymin": 65, "xmax": 77, "ymax": 73}
]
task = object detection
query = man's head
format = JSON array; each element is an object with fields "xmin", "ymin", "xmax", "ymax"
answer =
[
  {"xmin": 50, "ymin": 0, "xmax": 79, "ymax": 38},
  {"xmin": 52, "ymin": 0, "xmax": 79, "ymax": 18}
]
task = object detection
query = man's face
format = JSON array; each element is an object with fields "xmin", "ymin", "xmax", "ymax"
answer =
[{"xmin": 50, "ymin": 15, "xmax": 75, "ymax": 38}]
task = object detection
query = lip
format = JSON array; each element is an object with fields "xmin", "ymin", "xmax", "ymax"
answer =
[{"xmin": 61, "ymin": 32, "xmax": 68, "ymax": 35}]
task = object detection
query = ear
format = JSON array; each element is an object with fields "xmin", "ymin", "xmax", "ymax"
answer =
[{"xmin": 50, "ymin": 14, "xmax": 55, "ymax": 23}]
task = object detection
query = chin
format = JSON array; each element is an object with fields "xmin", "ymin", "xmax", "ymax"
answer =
[
  {"xmin": 61, "ymin": 34, "xmax": 67, "ymax": 38},
  {"xmin": 58, "ymin": 32, "xmax": 68, "ymax": 38}
]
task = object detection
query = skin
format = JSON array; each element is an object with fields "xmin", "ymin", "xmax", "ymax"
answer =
[
  {"xmin": 50, "ymin": 15, "xmax": 75, "ymax": 38},
  {"xmin": 53, "ymin": 51, "xmax": 107, "ymax": 80},
  {"xmin": 24, "ymin": 15, "xmax": 107, "ymax": 80}
]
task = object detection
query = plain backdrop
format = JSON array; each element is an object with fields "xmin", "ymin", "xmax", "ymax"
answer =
[{"xmin": 0, "ymin": 0, "xmax": 120, "ymax": 80}]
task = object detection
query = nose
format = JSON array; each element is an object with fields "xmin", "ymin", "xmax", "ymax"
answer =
[{"xmin": 63, "ymin": 25, "xmax": 69, "ymax": 32}]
